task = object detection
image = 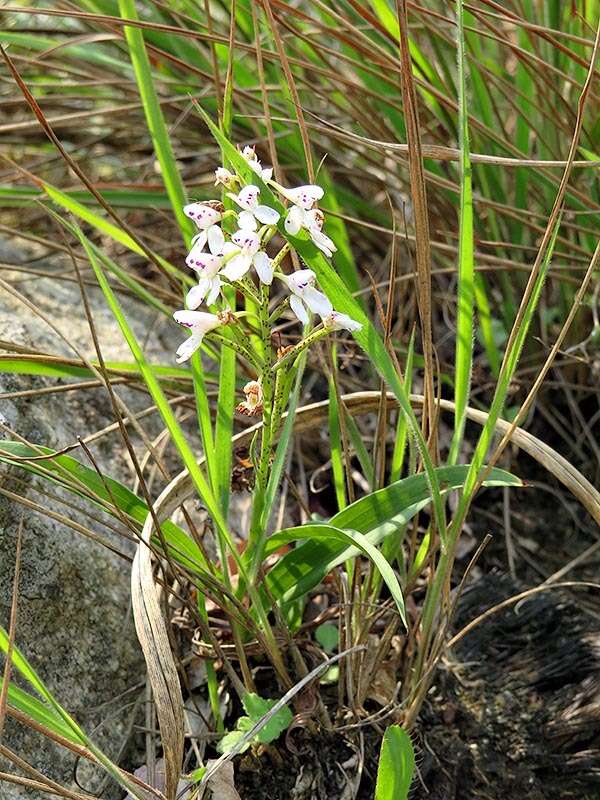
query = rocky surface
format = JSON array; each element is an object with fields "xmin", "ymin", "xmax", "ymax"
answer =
[{"xmin": 0, "ymin": 239, "xmax": 178, "ymax": 797}]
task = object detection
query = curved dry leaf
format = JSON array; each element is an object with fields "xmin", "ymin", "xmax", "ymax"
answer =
[
  {"xmin": 131, "ymin": 533, "xmax": 184, "ymax": 799},
  {"xmin": 143, "ymin": 391, "xmax": 600, "ymax": 529}
]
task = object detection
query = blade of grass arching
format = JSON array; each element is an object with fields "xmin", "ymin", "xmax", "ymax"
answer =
[
  {"xmin": 194, "ymin": 105, "xmax": 448, "ymax": 544},
  {"xmin": 390, "ymin": 327, "xmax": 415, "ymax": 482},
  {"xmin": 0, "ymin": 441, "xmax": 207, "ymax": 573},
  {"xmin": 262, "ymin": 466, "xmax": 521, "ymax": 613},
  {"xmin": 0, "ymin": 628, "xmax": 146, "ymax": 799},
  {"xmin": 318, "ymin": 169, "xmax": 361, "ymax": 296},
  {"xmin": 117, "ymin": 0, "xmax": 194, "ymax": 246},
  {"xmin": 1, "ymin": 682, "xmax": 82, "ymax": 744},
  {"xmin": 52, "ymin": 211, "xmax": 172, "ymax": 316},
  {"xmin": 0, "ymin": 186, "xmax": 174, "ymax": 210},
  {"xmin": 41, "ymin": 183, "xmax": 188, "ymax": 284},
  {"xmin": 448, "ymin": 0, "xmax": 475, "ymax": 466},
  {"xmin": 0, "ymin": 355, "xmax": 194, "ymax": 384}
]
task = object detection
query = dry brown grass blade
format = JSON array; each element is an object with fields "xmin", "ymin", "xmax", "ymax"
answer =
[
  {"xmin": 143, "ymin": 392, "xmax": 600, "ymax": 543},
  {"xmin": 394, "ymin": 0, "xmax": 435, "ymax": 450},
  {"xmin": 261, "ymin": 0, "xmax": 315, "ymax": 181},
  {"xmin": 131, "ymin": 540, "xmax": 184, "ymax": 799},
  {"xmin": 0, "ymin": 45, "xmax": 175, "ymax": 284},
  {"xmin": 0, "ymin": 514, "xmax": 23, "ymax": 740}
]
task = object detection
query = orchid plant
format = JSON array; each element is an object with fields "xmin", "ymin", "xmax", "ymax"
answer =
[{"xmin": 174, "ymin": 146, "xmax": 361, "ymax": 540}]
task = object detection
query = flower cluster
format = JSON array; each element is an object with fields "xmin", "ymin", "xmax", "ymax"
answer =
[{"xmin": 173, "ymin": 145, "xmax": 361, "ymax": 362}]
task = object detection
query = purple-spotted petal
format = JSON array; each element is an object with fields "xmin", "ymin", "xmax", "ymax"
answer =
[
  {"xmin": 237, "ymin": 185, "xmax": 260, "ymax": 210},
  {"xmin": 183, "ymin": 203, "xmax": 222, "ymax": 229}
]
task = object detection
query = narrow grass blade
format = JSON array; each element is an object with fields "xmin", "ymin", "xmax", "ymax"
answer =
[
  {"xmin": 448, "ymin": 0, "xmax": 475, "ymax": 465},
  {"xmin": 117, "ymin": 0, "xmax": 194, "ymax": 244}
]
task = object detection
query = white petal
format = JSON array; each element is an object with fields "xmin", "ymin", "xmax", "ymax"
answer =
[
  {"xmin": 231, "ymin": 229, "xmax": 260, "ymax": 255},
  {"xmin": 207, "ymin": 225, "xmax": 225, "ymax": 255},
  {"xmin": 186, "ymin": 282, "xmax": 208, "ymax": 309},
  {"xmin": 303, "ymin": 286, "xmax": 333, "ymax": 317},
  {"xmin": 289, "ymin": 294, "xmax": 309, "ymax": 325},
  {"xmin": 237, "ymin": 210, "xmax": 258, "ymax": 231},
  {"xmin": 284, "ymin": 205, "xmax": 303, "ymax": 236},
  {"xmin": 323, "ymin": 312, "xmax": 362, "ymax": 332},
  {"xmin": 190, "ymin": 230, "xmax": 208, "ymax": 250},
  {"xmin": 183, "ymin": 203, "xmax": 222, "ymax": 229},
  {"xmin": 173, "ymin": 310, "xmax": 220, "ymax": 332},
  {"xmin": 287, "ymin": 269, "xmax": 316, "ymax": 296},
  {"xmin": 222, "ymin": 253, "xmax": 252, "ymax": 282},
  {"xmin": 237, "ymin": 185, "xmax": 260, "ymax": 210},
  {"xmin": 206, "ymin": 276, "xmax": 222, "ymax": 306},
  {"xmin": 248, "ymin": 159, "xmax": 263, "ymax": 177},
  {"xmin": 253, "ymin": 251, "xmax": 273, "ymax": 285},
  {"xmin": 285, "ymin": 185, "xmax": 324, "ymax": 210},
  {"xmin": 254, "ymin": 204, "xmax": 280, "ymax": 225},
  {"xmin": 176, "ymin": 334, "xmax": 203, "ymax": 363},
  {"xmin": 311, "ymin": 229, "xmax": 337, "ymax": 257},
  {"xmin": 261, "ymin": 167, "xmax": 273, "ymax": 182},
  {"xmin": 186, "ymin": 250, "xmax": 222, "ymax": 275},
  {"xmin": 222, "ymin": 242, "xmax": 238, "ymax": 256}
]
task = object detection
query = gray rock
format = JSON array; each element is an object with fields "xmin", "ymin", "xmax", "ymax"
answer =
[{"xmin": 0, "ymin": 240, "xmax": 179, "ymax": 797}]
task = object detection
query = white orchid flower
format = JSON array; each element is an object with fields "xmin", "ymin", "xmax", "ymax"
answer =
[
  {"xmin": 279, "ymin": 269, "xmax": 333, "ymax": 325},
  {"xmin": 220, "ymin": 230, "xmax": 272, "ymax": 284},
  {"xmin": 227, "ymin": 185, "xmax": 280, "ymax": 231},
  {"xmin": 280, "ymin": 184, "xmax": 324, "ymax": 210},
  {"xmin": 241, "ymin": 146, "xmax": 273, "ymax": 182},
  {"xmin": 173, "ymin": 310, "xmax": 223, "ymax": 363},
  {"xmin": 183, "ymin": 202, "xmax": 224, "ymax": 251},
  {"xmin": 283, "ymin": 199, "xmax": 336, "ymax": 258},
  {"xmin": 321, "ymin": 311, "xmax": 362, "ymax": 333},
  {"xmin": 185, "ymin": 226, "xmax": 236, "ymax": 307}
]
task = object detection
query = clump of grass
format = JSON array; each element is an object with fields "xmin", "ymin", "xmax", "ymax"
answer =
[{"xmin": 0, "ymin": 1, "xmax": 599, "ymax": 797}]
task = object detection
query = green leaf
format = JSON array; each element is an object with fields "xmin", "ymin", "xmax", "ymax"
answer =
[
  {"xmin": 0, "ymin": 680, "xmax": 81, "ymax": 744},
  {"xmin": 264, "ymin": 523, "xmax": 408, "ymax": 626},
  {"xmin": 117, "ymin": 0, "xmax": 194, "ymax": 245},
  {"xmin": 375, "ymin": 726, "xmax": 415, "ymax": 800},
  {"xmin": 315, "ymin": 622, "xmax": 339, "ymax": 653},
  {"xmin": 242, "ymin": 693, "xmax": 293, "ymax": 745},
  {"xmin": 0, "ymin": 441, "xmax": 206, "ymax": 574},
  {"xmin": 263, "ymin": 465, "xmax": 521, "ymax": 611},
  {"xmin": 448, "ymin": 0, "xmax": 475, "ymax": 465}
]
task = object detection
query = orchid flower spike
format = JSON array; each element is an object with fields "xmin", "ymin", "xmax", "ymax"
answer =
[
  {"xmin": 241, "ymin": 146, "xmax": 273, "ymax": 182},
  {"xmin": 227, "ymin": 185, "xmax": 280, "ymax": 231},
  {"xmin": 221, "ymin": 230, "xmax": 273, "ymax": 285},
  {"xmin": 282, "ymin": 186, "xmax": 337, "ymax": 258},
  {"xmin": 173, "ymin": 310, "xmax": 224, "ymax": 363},
  {"xmin": 322, "ymin": 311, "xmax": 362, "ymax": 333},
  {"xmin": 279, "ymin": 269, "xmax": 333, "ymax": 325}
]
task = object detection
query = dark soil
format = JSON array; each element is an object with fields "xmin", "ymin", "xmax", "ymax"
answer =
[{"xmin": 233, "ymin": 573, "xmax": 600, "ymax": 799}]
